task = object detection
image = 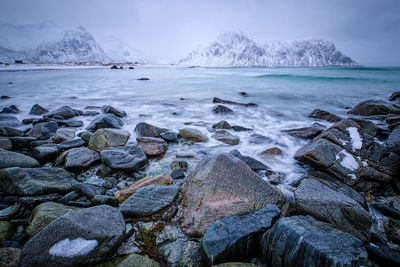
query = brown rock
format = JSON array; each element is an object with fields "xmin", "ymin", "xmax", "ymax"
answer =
[
  {"xmin": 260, "ymin": 147, "xmax": 283, "ymax": 156},
  {"xmin": 178, "ymin": 153, "xmax": 290, "ymax": 237},
  {"xmin": 115, "ymin": 174, "xmax": 173, "ymax": 203},
  {"xmin": 136, "ymin": 137, "xmax": 168, "ymax": 156}
]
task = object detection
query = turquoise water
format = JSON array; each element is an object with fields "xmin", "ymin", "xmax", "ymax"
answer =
[{"xmin": 1, "ymin": 66, "xmax": 399, "ymax": 194}]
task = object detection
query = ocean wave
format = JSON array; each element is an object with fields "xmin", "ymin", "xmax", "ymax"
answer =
[{"xmin": 254, "ymin": 73, "xmax": 389, "ymax": 82}]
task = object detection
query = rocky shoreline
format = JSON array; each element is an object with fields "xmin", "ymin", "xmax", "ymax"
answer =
[{"xmin": 0, "ymin": 92, "xmax": 400, "ymax": 266}]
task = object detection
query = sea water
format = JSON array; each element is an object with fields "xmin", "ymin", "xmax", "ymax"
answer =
[{"xmin": 1, "ymin": 66, "xmax": 400, "ymax": 194}]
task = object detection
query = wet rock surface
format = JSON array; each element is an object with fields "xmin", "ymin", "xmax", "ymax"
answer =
[{"xmin": 100, "ymin": 145, "xmax": 148, "ymax": 171}]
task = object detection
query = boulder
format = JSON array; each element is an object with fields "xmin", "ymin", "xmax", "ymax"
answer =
[
  {"xmin": 134, "ymin": 122, "xmax": 167, "ymax": 137},
  {"xmin": 170, "ymin": 160, "xmax": 188, "ymax": 171},
  {"xmin": 387, "ymin": 126, "xmax": 400, "ymax": 152},
  {"xmin": 212, "ymin": 120, "xmax": 232, "ymax": 129},
  {"xmin": 120, "ymin": 184, "xmax": 179, "ymax": 217},
  {"xmin": 26, "ymin": 202, "xmax": 80, "ymax": 237},
  {"xmin": 55, "ymin": 147, "xmax": 100, "ymax": 171},
  {"xmin": 180, "ymin": 241, "xmax": 203, "ymax": 267},
  {"xmin": 100, "ymin": 146, "xmax": 148, "ymax": 171},
  {"xmin": 32, "ymin": 144, "xmax": 60, "ymax": 163},
  {"xmin": 212, "ymin": 105, "xmax": 233, "ymax": 114},
  {"xmin": 0, "ymin": 221, "xmax": 14, "ymax": 243},
  {"xmin": 102, "ymin": 105, "xmax": 127, "ymax": 118},
  {"xmin": 0, "ymin": 126, "xmax": 23, "ymax": 137},
  {"xmin": 58, "ymin": 138, "xmax": 86, "ymax": 150},
  {"xmin": 294, "ymin": 119, "xmax": 398, "ymax": 192},
  {"xmin": 79, "ymin": 131, "xmax": 93, "ymax": 143},
  {"xmin": 203, "ymin": 204, "xmax": 280, "ymax": 265},
  {"xmin": 179, "ymin": 128, "xmax": 209, "ymax": 142},
  {"xmin": 261, "ymin": 216, "xmax": 368, "ymax": 267},
  {"xmin": 88, "ymin": 128, "xmax": 130, "ymax": 152},
  {"xmin": 0, "ymin": 105, "xmax": 20, "ymax": 114},
  {"xmin": 309, "ymin": 109, "xmax": 342, "ymax": 122},
  {"xmin": 86, "ymin": 114, "xmax": 123, "ymax": 131},
  {"xmin": 0, "ymin": 137, "xmax": 12, "ymax": 150},
  {"xmin": 9, "ymin": 137, "xmax": 36, "ymax": 149},
  {"xmin": 20, "ymin": 205, "xmax": 125, "ymax": 267},
  {"xmin": 29, "ymin": 104, "xmax": 49, "ymax": 115},
  {"xmin": 178, "ymin": 153, "xmax": 290, "ymax": 237},
  {"xmin": 160, "ymin": 131, "xmax": 179, "ymax": 142},
  {"xmin": 53, "ymin": 128, "xmax": 75, "ymax": 143},
  {"xmin": 348, "ymin": 99, "xmax": 400, "ymax": 116},
  {"xmin": 44, "ymin": 106, "xmax": 82, "ymax": 119},
  {"xmin": 229, "ymin": 149, "xmax": 270, "ymax": 173},
  {"xmin": 231, "ymin": 125, "xmax": 252, "ymax": 131},
  {"xmin": 57, "ymin": 120, "xmax": 83, "ymax": 128},
  {"xmin": 0, "ymin": 149, "xmax": 40, "ymax": 169},
  {"xmin": 136, "ymin": 137, "xmax": 168, "ymax": 156},
  {"xmin": 0, "ymin": 247, "xmax": 21, "ymax": 267},
  {"xmin": 212, "ymin": 130, "xmax": 240, "ymax": 145},
  {"xmin": 248, "ymin": 133, "xmax": 272, "ymax": 144},
  {"xmin": 171, "ymin": 169, "xmax": 185, "ymax": 179},
  {"xmin": 283, "ymin": 126, "xmax": 323, "ymax": 139},
  {"xmin": 0, "ymin": 115, "xmax": 20, "ymax": 128},
  {"xmin": 0, "ymin": 167, "xmax": 77, "ymax": 196},
  {"xmin": 98, "ymin": 253, "xmax": 160, "ymax": 267},
  {"xmin": 213, "ymin": 97, "xmax": 257, "ymax": 107},
  {"xmin": 115, "ymin": 174, "xmax": 173, "ymax": 203},
  {"xmin": 294, "ymin": 178, "xmax": 372, "ymax": 242},
  {"xmin": 26, "ymin": 121, "xmax": 58, "ymax": 140}
]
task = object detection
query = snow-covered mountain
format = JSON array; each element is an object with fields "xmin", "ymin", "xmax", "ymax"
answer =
[
  {"xmin": 179, "ymin": 32, "xmax": 358, "ymax": 67},
  {"xmin": 98, "ymin": 35, "xmax": 152, "ymax": 63},
  {"xmin": 0, "ymin": 21, "xmax": 109, "ymax": 63}
]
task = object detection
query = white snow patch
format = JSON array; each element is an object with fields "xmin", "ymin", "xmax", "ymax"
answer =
[
  {"xmin": 348, "ymin": 174, "xmax": 357, "ymax": 180},
  {"xmin": 347, "ymin": 127, "xmax": 362, "ymax": 152},
  {"xmin": 339, "ymin": 139, "xmax": 348, "ymax": 146},
  {"xmin": 49, "ymin": 238, "xmax": 98, "ymax": 258},
  {"xmin": 336, "ymin": 150, "xmax": 359, "ymax": 171}
]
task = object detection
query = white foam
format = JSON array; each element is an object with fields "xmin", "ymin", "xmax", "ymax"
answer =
[
  {"xmin": 336, "ymin": 150, "xmax": 359, "ymax": 171},
  {"xmin": 347, "ymin": 127, "xmax": 362, "ymax": 151},
  {"xmin": 49, "ymin": 238, "xmax": 98, "ymax": 258}
]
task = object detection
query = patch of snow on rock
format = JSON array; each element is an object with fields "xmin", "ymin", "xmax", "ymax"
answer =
[
  {"xmin": 49, "ymin": 238, "xmax": 98, "ymax": 258},
  {"xmin": 347, "ymin": 127, "xmax": 362, "ymax": 152},
  {"xmin": 336, "ymin": 150, "xmax": 359, "ymax": 171}
]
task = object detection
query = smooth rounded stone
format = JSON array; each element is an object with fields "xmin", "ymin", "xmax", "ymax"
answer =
[
  {"xmin": 294, "ymin": 178, "xmax": 372, "ymax": 242},
  {"xmin": 229, "ymin": 149, "xmax": 270, "ymax": 173},
  {"xmin": 212, "ymin": 105, "xmax": 233, "ymax": 114},
  {"xmin": 137, "ymin": 77, "xmax": 149, "ymax": 80},
  {"xmin": 213, "ymin": 97, "xmax": 258, "ymax": 107},
  {"xmin": 27, "ymin": 121, "xmax": 58, "ymax": 140},
  {"xmin": 212, "ymin": 120, "xmax": 232, "ymax": 129},
  {"xmin": 0, "ymin": 115, "xmax": 20, "ymax": 128},
  {"xmin": 19, "ymin": 193, "xmax": 62, "ymax": 207},
  {"xmin": 282, "ymin": 126, "xmax": 323, "ymax": 139},
  {"xmin": 92, "ymin": 195, "xmax": 118, "ymax": 206},
  {"xmin": 170, "ymin": 160, "xmax": 188, "ymax": 171},
  {"xmin": 203, "ymin": 204, "xmax": 280, "ymax": 265},
  {"xmin": 0, "ymin": 204, "xmax": 20, "ymax": 220},
  {"xmin": 102, "ymin": 105, "xmax": 127, "ymax": 118},
  {"xmin": 0, "ymin": 105, "xmax": 20, "ymax": 114},
  {"xmin": 26, "ymin": 202, "xmax": 80, "ymax": 237},
  {"xmin": 79, "ymin": 130, "xmax": 93, "ymax": 143},
  {"xmin": 53, "ymin": 128, "xmax": 75, "ymax": 143},
  {"xmin": 30, "ymin": 140, "xmax": 50, "ymax": 149},
  {"xmin": 100, "ymin": 146, "xmax": 148, "ymax": 172},
  {"xmin": 212, "ymin": 130, "xmax": 240, "ymax": 145},
  {"xmin": 261, "ymin": 216, "xmax": 368, "ymax": 267},
  {"xmin": 0, "ymin": 126, "xmax": 23, "ymax": 137},
  {"xmin": 58, "ymin": 138, "xmax": 86, "ymax": 150},
  {"xmin": 0, "ymin": 221, "xmax": 14, "ymax": 242},
  {"xmin": 179, "ymin": 128, "xmax": 209, "ymax": 142},
  {"xmin": 120, "ymin": 184, "xmax": 179, "ymax": 217},
  {"xmin": 9, "ymin": 137, "xmax": 36, "ymax": 149},
  {"xmin": 29, "ymin": 104, "xmax": 48, "ymax": 115},
  {"xmin": 115, "ymin": 174, "xmax": 173, "ymax": 203},
  {"xmin": 134, "ymin": 122, "xmax": 168, "ymax": 138},
  {"xmin": 178, "ymin": 153, "xmax": 290, "ymax": 237},
  {"xmin": 387, "ymin": 126, "xmax": 400, "ymax": 152},
  {"xmin": 232, "ymin": 125, "xmax": 252, "ymax": 131},
  {"xmin": 260, "ymin": 147, "xmax": 282, "ymax": 156},
  {"xmin": 0, "ymin": 137, "xmax": 12, "ymax": 150},
  {"xmin": 88, "ymin": 128, "xmax": 130, "ymax": 152},
  {"xmin": 136, "ymin": 137, "xmax": 168, "ymax": 156},
  {"xmin": 0, "ymin": 247, "xmax": 21, "ymax": 267},
  {"xmin": 59, "ymin": 191, "xmax": 79, "ymax": 204},
  {"xmin": 248, "ymin": 133, "xmax": 272, "ymax": 144},
  {"xmin": 55, "ymin": 147, "xmax": 100, "ymax": 171},
  {"xmin": 160, "ymin": 131, "xmax": 179, "ymax": 142},
  {"xmin": 33, "ymin": 144, "xmax": 60, "ymax": 163},
  {"xmin": 82, "ymin": 110, "xmax": 100, "ymax": 116},
  {"xmin": 44, "ymin": 106, "xmax": 82, "ymax": 119},
  {"xmin": 20, "ymin": 205, "xmax": 125, "ymax": 267},
  {"xmin": 0, "ymin": 167, "xmax": 77, "ymax": 196},
  {"xmin": 97, "ymin": 253, "xmax": 160, "ymax": 267},
  {"xmin": 171, "ymin": 168, "xmax": 185, "ymax": 179},
  {"xmin": 70, "ymin": 183, "xmax": 97, "ymax": 199},
  {"xmin": 348, "ymin": 99, "xmax": 400, "ymax": 116},
  {"xmin": 309, "ymin": 108, "xmax": 342, "ymax": 122},
  {"xmin": 57, "ymin": 120, "xmax": 83, "ymax": 128},
  {"xmin": 0, "ymin": 149, "xmax": 40, "ymax": 169},
  {"xmin": 180, "ymin": 241, "xmax": 203, "ymax": 267},
  {"xmin": 86, "ymin": 114, "xmax": 123, "ymax": 131}
]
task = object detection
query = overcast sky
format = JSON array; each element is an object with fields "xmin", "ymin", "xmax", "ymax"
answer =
[{"xmin": 0, "ymin": 0, "xmax": 399, "ymax": 66}]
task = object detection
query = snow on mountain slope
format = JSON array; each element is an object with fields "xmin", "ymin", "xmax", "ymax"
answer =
[
  {"xmin": 179, "ymin": 32, "xmax": 358, "ymax": 67},
  {"xmin": 0, "ymin": 21, "xmax": 109, "ymax": 63}
]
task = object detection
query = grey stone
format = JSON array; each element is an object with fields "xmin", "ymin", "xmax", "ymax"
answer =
[
  {"xmin": 179, "ymin": 128, "xmax": 209, "ymax": 142},
  {"xmin": 100, "ymin": 146, "xmax": 148, "ymax": 171},
  {"xmin": 203, "ymin": 204, "xmax": 280, "ymax": 265},
  {"xmin": 79, "ymin": 131, "xmax": 93, "ymax": 143},
  {"xmin": 55, "ymin": 147, "xmax": 100, "ymax": 171},
  {"xmin": 261, "ymin": 216, "xmax": 368, "ymax": 267},
  {"xmin": 134, "ymin": 122, "xmax": 167, "ymax": 138},
  {"xmin": 212, "ymin": 120, "xmax": 232, "ymax": 129},
  {"xmin": 160, "ymin": 131, "xmax": 179, "ymax": 142},
  {"xmin": 44, "ymin": 106, "xmax": 82, "ymax": 119},
  {"xmin": 53, "ymin": 128, "xmax": 75, "ymax": 143},
  {"xmin": 102, "ymin": 105, "xmax": 127, "ymax": 118},
  {"xmin": 348, "ymin": 99, "xmax": 400, "ymax": 116},
  {"xmin": 212, "ymin": 130, "xmax": 240, "ymax": 145},
  {"xmin": 58, "ymin": 138, "xmax": 86, "ymax": 150},
  {"xmin": 0, "ymin": 167, "xmax": 77, "ymax": 196},
  {"xmin": 0, "ymin": 137, "xmax": 12, "ymax": 150},
  {"xmin": 0, "ymin": 115, "xmax": 20, "ymax": 128},
  {"xmin": 86, "ymin": 114, "xmax": 123, "ymax": 131},
  {"xmin": 120, "ymin": 184, "xmax": 179, "ymax": 217},
  {"xmin": 20, "ymin": 205, "xmax": 125, "ymax": 267},
  {"xmin": 29, "ymin": 104, "xmax": 49, "ymax": 115},
  {"xmin": 229, "ymin": 149, "xmax": 270, "ymax": 173},
  {"xmin": 212, "ymin": 105, "xmax": 233, "ymax": 114},
  {"xmin": 309, "ymin": 108, "xmax": 342, "ymax": 122},
  {"xmin": 0, "ymin": 105, "xmax": 20, "ymax": 114},
  {"xmin": 136, "ymin": 137, "xmax": 168, "ymax": 156},
  {"xmin": 9, "ymin": 137, "xmax": 37, "ymax": 149},
  {"xmin": 27, "ymin": 121, "xmax": 58, "ymax": 140},
  {"xmin": 33, "ymin": 144, "xmax": 60, "ymax": 163},
  {"xmin": 0, "ymin": 149, "xmax": 40, "ymax": 169},
  {"xmin": 283, "ymin": 126, "xmax": 323, "ymax": 139},
  {"xmin": 0, "ymin": 126, "xmax": 23, "ymax": 137},
  {"xmin": 88, "ymin": 128, "xmax": 130, "ymax": 152}
]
